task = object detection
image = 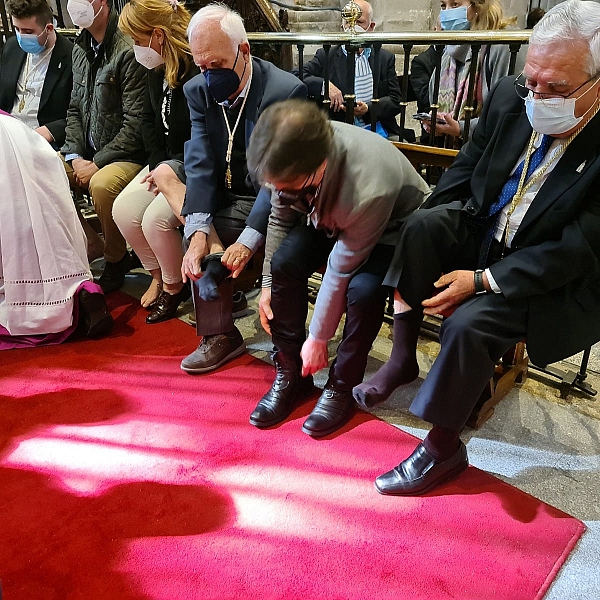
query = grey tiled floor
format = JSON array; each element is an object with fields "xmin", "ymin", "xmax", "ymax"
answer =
[{"xmin": 116, "ymin": 267, "xmax": 600, "ymax": 599}]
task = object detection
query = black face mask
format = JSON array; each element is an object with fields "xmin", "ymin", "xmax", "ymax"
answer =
[{"xmin": 204, "ymin": 46, "xmax": 247, "ymax": 103}]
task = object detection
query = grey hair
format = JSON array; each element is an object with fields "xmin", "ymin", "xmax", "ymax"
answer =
[
  {"xmin": 187, "ymin": 3, "xmax": 248, "ymax": 50},
  {"xmin": 529, "ymin": 0, "xmax": 600, "ymax": 76}
]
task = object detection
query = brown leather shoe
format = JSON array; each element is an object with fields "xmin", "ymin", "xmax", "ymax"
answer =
[
  {"xmin": 146, "ymin": 286, "xmax": 191, "ymax": 324},
  {"xmin": 180, "ymin": 327, "xmax": 246, "ymax": 374},
  {"xmin": 302, "ymin": 385, "xmax": 355, "ymax": 438},
  {"xmin": 375, "ymin": 442, "xmax": 468, "ymax": 496},
  {"xmin": 250, "ymin": 351, "xmax": 314, "ymax": 428}
]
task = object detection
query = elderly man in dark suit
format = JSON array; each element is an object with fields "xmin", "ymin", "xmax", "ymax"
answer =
[
  {"xmin": 302, "ymin": 0, "xmax": 407, "ymax": 140},
  {"xmin": 354, "ymin": 0, "xmax": 600, "ymax": 496},
  {"xmin": 179, "ymin": 3, "xmax": 307, "ymax": 375},
  {"xmin": 0, "ymin": 0, "xmax": 72, "ymax": 149}
]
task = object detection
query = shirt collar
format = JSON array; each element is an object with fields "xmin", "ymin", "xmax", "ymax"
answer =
[{"xmin": 341, "ymin": 45, "xmax": 371, "ymax": 59}]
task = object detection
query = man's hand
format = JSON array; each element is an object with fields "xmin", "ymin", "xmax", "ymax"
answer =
[
  {"xmin": 354, "ymin": 100, "xmax": 369, "ymax": 117},
  {"xmin": 328, "ymin": 82, "xmax": 344, "ymax": 112},
  {"xmin": 222, "ymin": 243, "xmax": 253, "ymax": 278},
  {"xmin": 300, "ymin": 337, "xmax": 329, "ymax": 377},
  {"xmin": 181, "ymin": 231, "xmax": 209, "ymax": 283},
  {"xmin": 141, "ymin": 170, "xmax": 159, "ymax": 195},
  {"xmin": 71, "ymin": 159, "xmax": 99, "ymax": 188},
  {"xmin": 34, "ymin": 125, "xmax": 54, "ymax": 143},
  {"xmin": 422, "ymin": 270, "xmax": 476, "ymax": 317},
  {"xmin": 258, "ymin": 287, "xmax": 273, "ymax": 335}
]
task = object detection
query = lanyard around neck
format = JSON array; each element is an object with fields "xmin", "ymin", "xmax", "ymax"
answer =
[{"xmin": 220, "ymin": 59, "xmax": 253, "ymax": 189}]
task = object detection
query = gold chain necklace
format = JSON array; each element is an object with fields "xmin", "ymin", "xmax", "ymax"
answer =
[
  {"xmin": 18, "ymin": 49, "xmax": 52, "ymax": 112},
  {"xmin": 503, "ymin": 100, "xmax": 600, "ymax": 249}
]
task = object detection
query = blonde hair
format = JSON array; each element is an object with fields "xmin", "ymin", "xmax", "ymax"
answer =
[
  {"xmin": 470, "ymin": 0, "xmax": 517, "ymax": 31},
  {"xmin": 119, "ymin": 0, "xmax": 192, "ymax": 88}
]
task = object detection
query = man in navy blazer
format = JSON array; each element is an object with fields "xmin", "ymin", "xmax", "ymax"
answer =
[
  {"xmin": 0, "ymin": 0, "xmax": 72, "ymax": 149},
  {"xmin": 354, "ymin": 0, "xmax": 600, "ymax": 496},
  {"xmin": 179, "ymin": 3, "xmax": 307, "ymax": 375},
  {"xmin": 302, "ymin": 0, "xmax": 407, "ymax": 140}
]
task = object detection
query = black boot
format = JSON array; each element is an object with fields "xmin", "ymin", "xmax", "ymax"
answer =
[
  {"xmin": 302, "ymin": 378, "xmax": 355, "ymax": 438},
  {"xmin": 197, "ymin": 252, "xmax": 231, "ymax": 301},
  {"xmin": 250, "ymin": 351, "xmax": 314, "ymax": 428},
  {"xmin": 97, "ymin": 252, "xmax": 131, "ymax": 294}
]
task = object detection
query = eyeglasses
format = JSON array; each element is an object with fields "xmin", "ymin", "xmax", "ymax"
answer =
[
  {"xmin": 267, "ymin": 170, "xmax": 323, "ymax": 206},
  {"xmin": 514, "ymin": 72, "xmax": 599, "ymax": 107}
]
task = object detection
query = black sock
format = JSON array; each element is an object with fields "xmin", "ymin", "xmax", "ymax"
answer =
[
  {"xmin": 353, "ymin": 310, "xmax": 422, "ymax": 408},
  {"xmin": 422, "ymin": 425, "xmax": 461, "ymax": 461},
  {"xmin": 197, "ymin": 257, "xmax": 230, "ymax": 301}
]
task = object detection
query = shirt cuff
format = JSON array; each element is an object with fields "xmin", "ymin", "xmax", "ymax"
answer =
[
  {"xmin": 261, "ymin": 274, "xmax": 272, "ymax": 289},
  {"xmin": 307, "ymin": 332, "xmax": 327, "ymax": 344},
  {"xmin": 65, "ymin": 153, "xmax": 81, "ymax": 163},
  {"xmin": 485, "ymin": 268, "xmax": 502, "ymax": 294},
  {"xmin": 184, "ymin": 212, "xmax": 212, "ymax": 240},
  {"xmin": 237, "ymin": 226, "xmax": 265, "ymax": 254}
]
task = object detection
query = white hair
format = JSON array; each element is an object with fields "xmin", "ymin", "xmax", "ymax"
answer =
[
  {"xmin": 529, "ymin": 0, "xmax": 600, "ymax": 76},
  {"xmin": 187, "ymin": 3, "xmax": 248, "ymax": 50}
]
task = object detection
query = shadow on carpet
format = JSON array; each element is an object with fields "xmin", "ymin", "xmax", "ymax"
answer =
[{"xmin": 0, "ymin": 292, "xmax": 585, "ymax": 600}]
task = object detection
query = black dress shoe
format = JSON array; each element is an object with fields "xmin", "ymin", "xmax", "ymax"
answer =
[
  {"xmin": 97, "ymin": 252, "xmax": 131, "ymax": 294},
  {"xmin": 146, "ymin": 286, "xmax": 191, "ymax": 324},
  {"xmin": 375, "ymin": 442, "xmax": 468, "ymax": 496},
  {"xmin": 250, "ymin": 351, "xmax": 314, "ymax": 428},
  {"xmin": 180, "ymin": 326, "xmax": 246, "ymax": 374},
  {"xmin": 78, "ymin": 289, "xmax": 113, "ymax": 337},
  {"xmin": 302, "ymin": 386, "xmax": 355, "ymax": 438}
]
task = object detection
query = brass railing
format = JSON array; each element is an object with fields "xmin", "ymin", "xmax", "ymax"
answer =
[{"xmin": 246, "ymin": 31, "xmax": 531, "ymax": 144}]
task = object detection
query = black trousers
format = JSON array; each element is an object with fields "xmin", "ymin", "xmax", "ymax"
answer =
[
  {"xmin": 191, "ymin": 211, "xmax": 248, "ymax": 337},
  {"xmin": 270, "ymin": 224, "xmax": 393, "ymax": 391},
  {"xmin": 392, "ymin": 202, "xmax": 528, "ymax": 430}
]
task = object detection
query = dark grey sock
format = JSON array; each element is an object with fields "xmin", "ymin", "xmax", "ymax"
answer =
[{"xmin": 197, "ymin": 256, "xmax": 230, "ymax": 301}]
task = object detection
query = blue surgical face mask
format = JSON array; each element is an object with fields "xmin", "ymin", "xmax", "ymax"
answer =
[
  {"xmin": 439, "ymin": 5, "xmax": 472, "ymax": 31},
  {"xmin": 16, "ymin": 28, "xmax": 48, "ymax": 54},
  {"xmin": 204, "ymin": 47, "xmax": 247, "ymax": 103}
]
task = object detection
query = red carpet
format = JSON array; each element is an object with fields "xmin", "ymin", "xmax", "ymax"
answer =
[{"xmin": 0, "ymin": 293, "xmax": 584, "ymax": 600}]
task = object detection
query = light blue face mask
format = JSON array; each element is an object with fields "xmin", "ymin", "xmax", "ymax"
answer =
[
  {"xmin": 16, "ymin": 29, "xmax": 48, "ymax": 54},
  {"xmin": 439, "ymin": 5, "xmax": 472, "ymax": 31}
]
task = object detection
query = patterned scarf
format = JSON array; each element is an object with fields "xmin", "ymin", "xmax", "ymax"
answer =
[{"xmin": 437, "ymin": 45, "xmax": 487, "ymax": 121}]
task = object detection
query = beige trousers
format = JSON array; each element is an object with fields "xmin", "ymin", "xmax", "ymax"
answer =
[
  {"xmin": 112, "ymin": 166, "xmax": 185, "ymax": 285},
  {"xmin": 63, "ymin": 158, "xmax": 142, "ymax": 263}
]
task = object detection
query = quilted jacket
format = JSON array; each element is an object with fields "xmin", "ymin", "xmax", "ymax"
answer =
[{"xmin": 62, "ymin": 9, "xmax": 147, "ymax": 168}]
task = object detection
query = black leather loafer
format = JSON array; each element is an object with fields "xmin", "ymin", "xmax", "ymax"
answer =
[
  {"xmin": 250, "ymin": 352, "xmax": 314, "ymax": 428},
  {"xmin": 302, "ymin": 387, "xmax": 355, "ymax": 438},
  {"xmin": 375, "ymin": 442, "xmax": 468, "ymax": 496},
  {"xmin": 146, "ymin": 285, "xmax": 191, "ymax": 324},
  {"xmin": 97, "ymin": 252, "xmax": 131, "ymax": 294}
]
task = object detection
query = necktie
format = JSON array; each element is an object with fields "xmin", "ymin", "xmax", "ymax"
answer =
[{"xmin": 487, "ymin": 133, "xmax": 553, "ymax": 217}]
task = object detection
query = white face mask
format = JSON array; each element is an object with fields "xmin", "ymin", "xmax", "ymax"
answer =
[
  {"xmin": 525, "ymin": 81, "xmax": 598, "ymax": 135},
  {"xmin": 343, "ymin": 24, "xmax": 367, "ymax": 33},
  {"xmin": 134, "ymin": 37, "xmax": 164, "ymax": 70},
  {"xmin": 67, "ymin": 0, "xmax": 101, "ymax": 29}
]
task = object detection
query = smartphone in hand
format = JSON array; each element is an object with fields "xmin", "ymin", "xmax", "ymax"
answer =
[{"xmin": 413, "ymin": 112, "xmax": 447, "ymax": 125}]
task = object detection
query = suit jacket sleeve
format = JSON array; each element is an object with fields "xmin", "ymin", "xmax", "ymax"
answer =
[
  {"xmin": 489, "ymin": 189, "xmax": 600, "ymax": 299},
  {"xmin": 181, "ymin": 76, "xmax": 221, "ymax": 216},
  {"xmin": 302, "ymin": 49, "xmax": 328, "ymax": 98},
  {"xmin": 365, "ymin": 51, "xmax": 401, "ymax": 123}
]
